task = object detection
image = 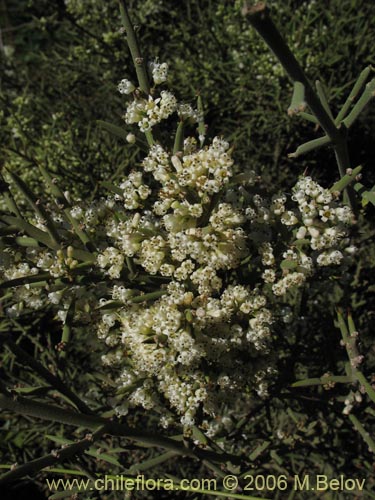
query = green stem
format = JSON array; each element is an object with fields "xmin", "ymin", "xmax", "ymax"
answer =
[
  {"xmin": 0, "ymin": 394, "xmax": 242, "ymax": 465},
  {"xmin": 298, "ymin": 111, "xmax": 318, "ymax": 124},
  {"xmin": 173, "ymin": 121, "xmax": 185, "ymax": 154},
  {"xmin": 6, "ymin": 169, "xmax": 62, "ymax": 246},
  {"xmin": 0, "ymin": 426, "xmax": 107, "ymax": 484},
  {"xmin": 330, "ymin": 165, "xmax": 362, "ymax": 193},
  {"xmin": 335, "ymin": 66, "xmax": 372, "ymax": 124},
  {"xmin": 59, "ymin": 300, "xmax": 74, "ymax": 363},
  {"xmin": 243, "ymin": 2, "xmax": 354, "ymax": 205},
  {"xmin": 337, "ymin": 310, "xmax": 361, "ymax": 364},
  {"xmin": 3, "ymin": 191, "xmax": 22, "ymax": 218},
  {"xmin": 342, "ymin": 78, "xmax": 375, "ymax": 129},
  {"xmin": 243, "ymin": 3, "xmax": 339, "ymax": 140},
  {"xmin": 355, "ymin": 371, "xmax": 375, "ymax": 406},
  {"xmin": 336, "ymin": 311, "xmax": 374, "ymax": 403},
  {"xmin": 288, "ymin": 135, "xmax": 331, "ymax": 158},
  {"xmin": 315, "ymin": 80, "xmax": 334, "ymax": 120},
  {"xmin": 125, "ymin": 256, "xmax": 137, "ymax": 278},
  {"xmin": 197, "ymin": 94, "xmax": 206, "ymax": 146},
  {"xmin": 144, "ymin": 130, "xmax": 154, "ymax": 147},
  {"xmin": 0, "ymin": 273, "xmax": 51, "ymax": 290},
  {"xmin": 291, "ymin": 375, "xmax": 353, "ymax": 388},
  {"xmin": 130, "ymin": 290, "xmax": 166, "ymax": 303},
  {"xmin": 333, "ymin": 133, "xmax": 356, "ymax": 206},
  {"xmin": 118, "ymin": 0, "xmax": 150, "ymax": 95},
  {"xmin": 64, "ymin": 210, "xmax": 97, "ymax": 252},
  {"xmin": 4, "ymin": 338, "xmax": 94, "ymax": 415},
  {"xmin": 348, "ymin": 414, "xmax": 375, "ymax": 454},
  {"xmin": 287, "ymin": 81, "xmax": 306, "ymax": 116}
]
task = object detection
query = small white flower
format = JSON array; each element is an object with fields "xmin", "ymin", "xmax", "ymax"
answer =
[
  {"xmin": 151, "ymin": 62, "xmax": 169, "ymax": 85},
  {"xmin": 296, "ymin": 226, "xmax": 307, "ymax": 239},
  {"xmin": 118, "ymin": 78, "xmax": 135, "ymax": 94}
]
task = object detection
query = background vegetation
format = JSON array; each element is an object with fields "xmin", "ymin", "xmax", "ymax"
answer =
[{"xmin": 1, "ymin": 0, "xmax": 375, "ymax": 498}]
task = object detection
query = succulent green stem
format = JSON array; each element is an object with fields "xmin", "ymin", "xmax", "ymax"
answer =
[
  {"xmin": 330, "ymin": 165, "xmax": 362, "ymax": 193},
  {"xmin": 0, "ymin": 393, "xmax": 242, "ymax": 465},
  {"xmin": 348, "ymin": 414, "xmax": 375, "ymax": 454},
  {"xmin": 59, "ymin": 300, "xmax": 74, "ymax": 363},
  {"xmin": 0, "ymin": 425, "xmax": 107, "ymax": 484},
  {"xmin": 173, "ymin": 120, "xmax": 185, "ymax": 154},
  {"xmin": 197, "ymin": 95, "xmax": 206, "ymax": 146},
  {"xmin": 6, "ymin": 169, "xmax": 62, "ymax": 245},
  {"xmin": 342, "ymin": 78, "xmax": 375, "ymax": 129},
  {"xmin": 333, "ymin": 133, "xmax": 353, "ymax": 205},
  {"xmin": 3, "ymin": 191, "xmax": 21, "ymax": 218},
  {"xmin": 144, "ymin": 130, "xmax": 154, "ymax": 147},
  {"xmin": 130, "ymin": 290, "xmax": 166, "ymax": 303},
  {"xmin": 335, "ymin": 66, "xmax": 372, "ymax": 124},
  {"xmin": 288, "ymin": 81, "xmax": 306, "ymax": 116},
  {"xmin": 243, "ymin": 2, "xmax": 355, "ymax": 206},
  {"xmin": 336, "ymin": 311, "xmax": 375, "ymax": 404},
  {"xmin": 315, "ymin": 80, "xmax": 334, "ymax": 120},
  {"xmin": 118, "ymin": 0, "xmax": 150, "ymax": 95},
  {"xmin": 243, "ymin": 3, "xmax": 338, "ymax": 139},
  {"xmin": 4, "ymin": 338, "xmax": 94, "ymax": 415},
  {"xmin": 355, "ymin": 371, "xmax": 375, "ymax": 406},
  {"xmin": 288, "ymin": 135, "xmax": 331, "ymax": 158},
  {"xmin": 291, "ymin": 375, "xmax": 353, "ymax": 388}
]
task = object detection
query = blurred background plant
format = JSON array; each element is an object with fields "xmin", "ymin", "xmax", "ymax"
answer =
[{"xmin": 1, "ymin": 0, "xmax": 375, "ymax": 498}]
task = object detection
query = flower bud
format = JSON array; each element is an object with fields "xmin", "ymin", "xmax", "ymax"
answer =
[{"xmin": 126, "ymin": 133, "xmax": 136, "ymax": 144}]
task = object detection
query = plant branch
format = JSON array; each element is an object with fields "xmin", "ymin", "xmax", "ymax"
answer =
[
  {"xmin": 242, "ymin": 2, "xmax": 355, "ymax": 205},
  {"xmin": 242, "ymin": 3, "xmax": 339, "ymax": 140},
  {"xmin": 118, "ymin": 0, "xmax": 150, "ymax": 95},
  {"xmin": 0, "ymin": 425, "xmax": 107, "ymax": 484},
  {"xmin": 291, "ymin": 375, "xmax": 353, "ymax": 388},
  {"xmin": 3, "ymin": 336, "xmax": 94, "ymax": 415},
  {"xmin": 348, "ymin": 414, "xmax": 375, "ymax": 454},
  {"xmin": 0, "ymin": 394, "xmax": 243, "ymax": 465}
]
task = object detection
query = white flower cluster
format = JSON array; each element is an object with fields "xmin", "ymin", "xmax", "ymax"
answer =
[
  {"xmin": 0, "ymin": 64, "xmax": 355, "ymax": 431},
  {"xmin": 89, "ymin": 138, "xmax": 353, "ymax": 426},
  {"xmin": 97, "ymin": 247, "xmax": 125, "ymax": 279},
  {"xmin": 124, "ymin": 90, "xmax": 177, "ymax": 132},
  {"xmin": 118, "ymin": 171, "xmax": 151, "ymax": 210},
  {"xmin": 177, "ymin": 103, "xmax": 202, "ymax": 122},
  {"xmin": 143, "ymin": 136, "xmax": 233, "ymax": 205},
  {"xmin": 242, "ymin": 177, "xmax": 355, "ymax": 297},
  {"xmin": 3, "ymin": 261, "xmax": 38, "ymax": 281},
  {"xmin": 99, "ymin": 279, "xmax": 274, "ymax": 424},
  {"xmin": 120, "ymin": 61, "xmax": 201, "ymax": 133},
  {"xmin": 150, "ymin": 61, "xmax": 169, "ymax": 85}
]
